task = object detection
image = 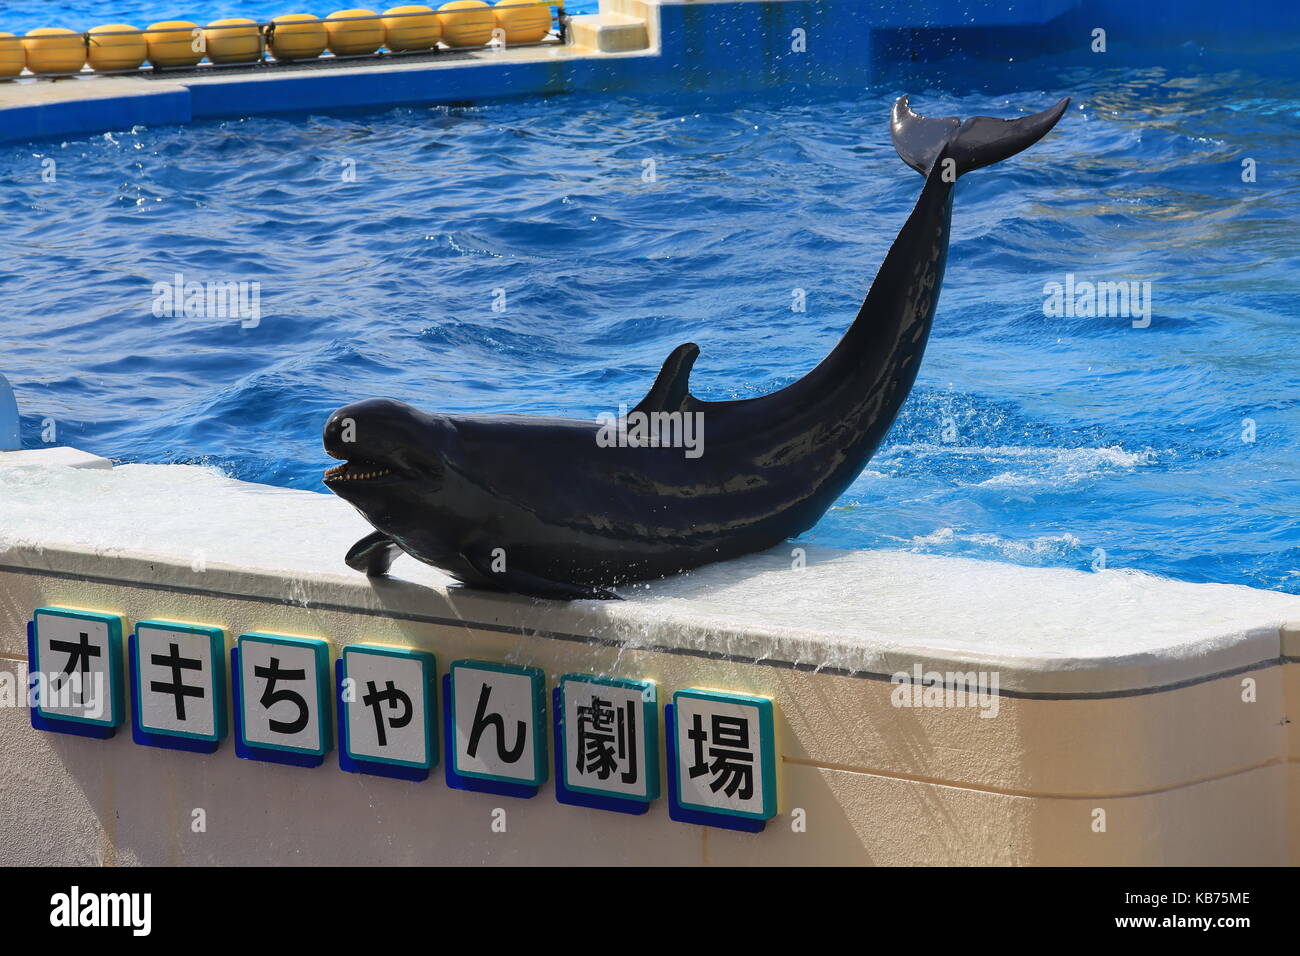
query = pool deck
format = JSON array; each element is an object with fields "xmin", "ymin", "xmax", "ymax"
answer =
[{"xmin": 0, "ymin": 30, "xmax": 650, "ymax": 143}]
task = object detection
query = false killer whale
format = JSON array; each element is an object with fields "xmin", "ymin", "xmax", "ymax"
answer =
[{"xmin": 323, "ymin": 95, "xmax": 1069, "ymax": 600}]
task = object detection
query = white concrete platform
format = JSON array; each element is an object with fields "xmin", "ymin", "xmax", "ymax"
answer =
[
  {"xmin": 0, "ymin": 446, "xmax": 113, "ymax": 470},
  {"xmin": 1, "ymin": 460, "xmax": 1296, "ymax": 696}
]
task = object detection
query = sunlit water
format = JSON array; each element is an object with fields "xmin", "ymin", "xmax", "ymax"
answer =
[{"xmin": 1, "ymin": 14, "xmax": 1297, "ymax": 594}]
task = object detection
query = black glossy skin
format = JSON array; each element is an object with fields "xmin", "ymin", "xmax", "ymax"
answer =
[{"xmin": 323, "ymin": 96, "xmax": 1068, "ymax": 599}]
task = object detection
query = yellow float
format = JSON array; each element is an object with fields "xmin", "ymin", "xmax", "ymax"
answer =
[
  {"xmin": 268, "ymin": 13, "xmax": 328, "ymax": 61},
  {"xmin": 145, "ymin": 20, "xmax": 204, "ymax": 68},
  {"xmin": 22, "ymin": 28, "xmax": 86, "ymax": 76},
  {"xmin": 382, "ymin": 5, "xmax": 440, "ymax": 51},
  {"xmin": 494, "ymin": 0, "xmax": 551, "ymax": 44},
  {"xmin": 87, "ymin": 24, "xmax": 147, "ymax": 72},
  {"xmin": 205, "ymin": 18, "xmax": 262, "ymax": 64},
  {"xmin": 0, "ymin": 32, "xmax": 24, "ymax": 78},
  {"xmin": 437, "ymin": 0, "xmax": 495, "ymax": 48},
  {"xmin": 326, "ymin": 9, "xmax": 385, "ymax": 56}
]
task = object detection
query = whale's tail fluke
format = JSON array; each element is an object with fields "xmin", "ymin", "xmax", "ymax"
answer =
[{"xmin": 891, "ymin": 95, "xmax": 1069, "ymax": 179}]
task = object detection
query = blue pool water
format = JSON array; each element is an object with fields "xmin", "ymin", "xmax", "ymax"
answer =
[{"xmin": 1, "ymin": 28, "xmax": 1297, "ymax": 593}]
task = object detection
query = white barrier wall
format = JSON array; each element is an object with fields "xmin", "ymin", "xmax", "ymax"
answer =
[{"xmin": 2, "ymin": 456, "xmax": 1299, "ymax": 865}]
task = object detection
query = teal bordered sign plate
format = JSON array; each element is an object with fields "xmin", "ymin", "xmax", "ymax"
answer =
[
  {"xmin": 31, "ymin": 606, "xmax": 126, "ymax": 730},
  {"xmin": 671, "ymin": 688, "xmax": 778, "ymax": 822},
  {"xmin": 133, "ymin": 620, "xmax": 227, "ymax": 744},
  {"xmin": 557, "ymin": 674, "xmax": 659, "ymax": 808},
  {"xmin": 235, "ymin": 632, "xmax": 332, "ymax": 761},
  {"xmin": 341, "ymin": 644, "xmax": 438, "ymax": 772},
  {"xmin": 449, "ymin": 659, "xmax": 547, "ymax": 788}
]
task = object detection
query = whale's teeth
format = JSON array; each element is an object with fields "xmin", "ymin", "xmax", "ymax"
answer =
[{"xmin": 323, "ymin": 461, "xmax": 397, "ymax": 484}]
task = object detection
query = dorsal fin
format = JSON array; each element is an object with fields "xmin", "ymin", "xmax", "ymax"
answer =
[{"xmin": 633, "ymin": 342, "xmax": 699, "ymax": 415}]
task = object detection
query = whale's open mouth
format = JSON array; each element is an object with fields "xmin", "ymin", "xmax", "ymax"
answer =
[{"xmin": 323, "ymin": 458, "xmax": 399, "ymax": 484}]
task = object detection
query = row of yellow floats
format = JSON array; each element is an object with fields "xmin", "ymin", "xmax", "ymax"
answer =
[{"xmin": 0, "ymin": 1, "xmax": 558, "ymax": 77}]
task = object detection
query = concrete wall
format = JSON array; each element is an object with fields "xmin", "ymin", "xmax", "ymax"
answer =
[{"xmin": 3, "ymin": 560, "xmax": 1297, "ymax": 865}]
